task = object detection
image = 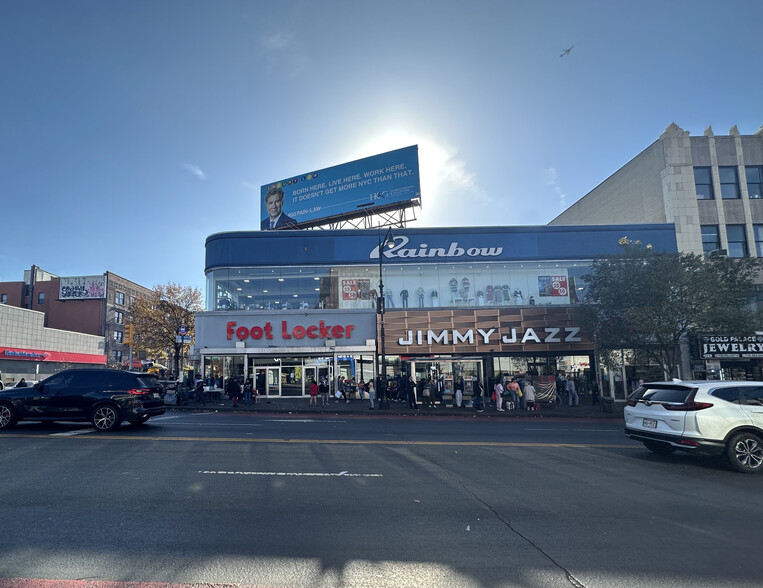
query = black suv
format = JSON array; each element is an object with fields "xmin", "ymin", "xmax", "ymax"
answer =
[{"xmin": 0, "ymin": 369, "xmax": 165, "ymax": 431}]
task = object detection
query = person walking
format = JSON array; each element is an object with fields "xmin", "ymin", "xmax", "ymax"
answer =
[
  {"xmin": 243, "ymin": 378, "xmax": 254, "ymax": 406},
  {"xmin": 566, "ymin": 377, "xmax": 579, "ymax": 406},
  {"xmin": 309, "ymin": 379, "xmax": 319, "ymax": 406},
  {"xmin": 407, "ymin": 375, "xmax": 418, "ymax": 410},
  {"xmin": 367, "ymin": 379, "xmax": 376, "ymax": 410}
]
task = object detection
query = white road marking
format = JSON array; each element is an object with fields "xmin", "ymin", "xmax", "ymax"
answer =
[
  {"xmin": 265, "ymin": 419, "xmax": 347, "ymax": 423},
  {"xmin": 50, "ymin": 429, "xmax": 96, "ymax": 436},
  {"xmin": 199, "ymin": 470, "xmax": 382, "ymax": 477}
]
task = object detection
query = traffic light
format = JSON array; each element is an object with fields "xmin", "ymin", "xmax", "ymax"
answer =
[{"xmin": 123, "ymin": 324, "xmax": 133, "ymax": 346}]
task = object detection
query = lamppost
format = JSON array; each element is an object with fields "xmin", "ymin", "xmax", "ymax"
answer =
[{"xmin": 377, "ymin": 227, "xmax": 395, "ymax": 409}]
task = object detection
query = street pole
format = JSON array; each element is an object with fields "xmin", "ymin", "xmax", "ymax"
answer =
[{"xmin": 378, "ymin": 227, "xmax": 393, "ymax": 410}]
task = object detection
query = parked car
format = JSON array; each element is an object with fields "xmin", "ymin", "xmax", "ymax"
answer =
[
  {"xmin": 0, "ymin": 369, "xmax": 165, "ymax": 432},
  {"xmin": 624, "ymin": 380, "xmax": 763, "ymax": 473}
]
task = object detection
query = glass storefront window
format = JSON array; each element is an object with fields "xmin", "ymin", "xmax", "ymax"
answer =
[{"xmin": 207, "ymin": 261, "xmax": 591, "ymax": 311}]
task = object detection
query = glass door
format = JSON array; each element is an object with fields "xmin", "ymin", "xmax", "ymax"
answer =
[{"xmin": 266, "ymin": 367, "xmax": 280, "ymax": 396}]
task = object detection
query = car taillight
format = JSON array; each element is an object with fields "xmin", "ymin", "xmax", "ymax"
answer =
[
  {"xmin": 127, "ymin": 388, "xmax": 150, "ymax": 395},
  {"xmin": 664, "ymin": 401, "xmax": 713, "ymax": 411},
  {"xmin": 626, "ymin": 399, "xmax": 638, "ymax": 407}
]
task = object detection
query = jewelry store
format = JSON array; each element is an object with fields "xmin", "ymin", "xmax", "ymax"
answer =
[{"xmin": 192, "ymin": 224, "xmax": 678, "ymax": 395}]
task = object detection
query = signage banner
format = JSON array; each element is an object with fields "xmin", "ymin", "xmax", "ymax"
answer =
[
  {"xmin": 0, "ymin": 346, "xmax": 106, "ymax": 364},
  {"xmin": 700, "ymin": 335, "xmax": 763, "ymax": 359},
  {"xmin": 59, "ymin": 275, "xmax": 107, "ymax": 300},
  {"xmin": 261, "ymin": 146, "xmax": 420, "ymax": 229}
]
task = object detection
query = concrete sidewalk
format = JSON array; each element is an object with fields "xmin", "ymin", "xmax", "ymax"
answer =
[{"xmin": 168, "ymin": 393, "xmax": 624, "ymax": 419}]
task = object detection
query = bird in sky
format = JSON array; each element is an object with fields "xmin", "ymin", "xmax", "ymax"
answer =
[{"xmin": 560, "ymin": 45, "xmax": 574, "ymax": 58}]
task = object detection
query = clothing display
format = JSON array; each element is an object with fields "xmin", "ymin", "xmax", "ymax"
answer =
[
  {"xmin": 494, "ymin": 285, "xmax": 503, "ymax": 303},
  {"xmin": 400, "ymin": 289, "xmax": 409, "ymax": 308},
  {"xmin": 417, "ymin": 287, "xmax": 425, "ymax": 307},
  {"xmin": 513, "ymin": 289, "xmax": 524, "ymax": 305},
  {"xmin": 385, "ymin": 288, "xmax": 394, "ymax": 308}
]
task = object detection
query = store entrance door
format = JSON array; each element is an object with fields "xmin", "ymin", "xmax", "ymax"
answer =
[{"xmin": 252, "ymin": 367, "xmax": 281, "ymax": 397}]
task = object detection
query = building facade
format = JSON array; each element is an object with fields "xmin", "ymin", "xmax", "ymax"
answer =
[
  {"xmin": 550, "ymin": 122, "xmax": 763, "ymax": 379},
  {"xmin": 0, "ymin": 266, "xmax": 152, "ymax": 369},
  {"xmin": 191, "ymin": 224, "xmax": 677, "ymax": 399}
]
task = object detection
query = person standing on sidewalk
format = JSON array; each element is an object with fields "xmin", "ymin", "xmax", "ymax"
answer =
[
  {"xmin": 319, "ymin": 376, "xmax": 329, "ymax": 406},
  {"xmin": 454, "ymin": 376, "xmax": 464, "ymax": 408},
  {"xmin": 194, "ymin": 377, "xmax": 206, "ymax": 406},
  {"xmin": 494, "ymin": 380, "xmax": 505, "ymax": 411},
  {"xmin": 523, "ymin": 380, "xmax": 536, "ymax": 410},
  {"xmin": 243, "ymin": 378, "xmax": 254, "ymax": 407},
  {"xmin": 472, "ymin": 377, "xmax": 484, "ymax": 412},
  {"xmin": 566, "ymin": 377, "xmax": 579, "ymax": 406},
  {"xmin": 309, "ymin": 379, "xmax": 319, "ymax": 406},
  {"xmin": 407, "ymin": 375, "xmax": 418, "ymax": 410},
  {"xmin": 367, "ymin": 379, "xmax": 375, "ymax": 410},
  {"xmin": 227, "ymin": 377, "xmax": 240, "ymax": 407}
]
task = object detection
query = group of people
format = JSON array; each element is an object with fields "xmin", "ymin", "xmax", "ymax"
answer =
[
  {"xmin": 192, "ymin": 375, "xmax": 259, "ymax": 407},
  {"xmin": 492, "ymin": 375, "xmax": 536, "ymax": 411}
]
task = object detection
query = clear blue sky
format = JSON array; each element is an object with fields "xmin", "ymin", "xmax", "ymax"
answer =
[{"xmin": 2, "ymin": 1, "xmax": 762, "ymax": 297}]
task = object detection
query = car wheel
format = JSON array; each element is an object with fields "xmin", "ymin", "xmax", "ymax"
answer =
[
  {"xmin": 129, "ymin": 414, "xmax": 150, "ymax": 426},
  {"xmin": 0, "ymin": 404, "xmax": 18, "ymax": 430},
  {"xmin": 726, "ymin": 432, "xmax": 763, "ymax": 474},
  {"xmin": 643, "ymin": 440, "xmax": 676, "ymax": 455},
  {"xmin": 91, "ymin": 404, "xmax": 122, "ymax": 431}
]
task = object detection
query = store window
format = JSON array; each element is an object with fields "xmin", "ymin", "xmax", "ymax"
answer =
[
  {"xmin": 747, "ymin": 166, "xmax": 763, "ymax": 199},
  {"xmin": 694, "ymin": 167, "xmax": 714, "ymax": 200},
  {"xmin": 701, "ymin": 225, "xmax": 721, "ymax": 254},
  {"xmin": 115, "ymin": 291, "xmax": 125, "ymax": 305},
  {"xmin": 726, "ymin": 225, "xmax": 748, "ymax": 258},
  {"xmin": 38, "ymin": 292, "xmax": 45, "ymax": 305},
  {"xmin": 719, "ymin": 166, "xmax": 740, "ymax": 199},
  {"xmin": 754, "ymin": 225, "xmax": 763, "ymax": 257}
]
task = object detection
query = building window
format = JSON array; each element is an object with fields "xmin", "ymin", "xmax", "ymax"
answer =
[
  {"xmin": 115, "ymin": 291, "xmax": 125, "ymax": 305},
  {"xmin": 38, "ymin": 292, "xmax": 45, "ymax": 305},
  {"xmin": 129, "ymin": 295, "xmax": 136, "ymax": 306},
  {"xmin": 747, "ymin": 166, "xmax": 763, "ymax": 199},
  {"xmin": 726, "ymin": 225, "xmax": 748, "ymax": 257},
  {"xmin": 754, "ymin": 225, "xmax": 763, "ymax": 257},
  {"xmin": 701, "ymin": 225, "xmax": 721, "ymax": 254},
  {"xmin": 1, "ymin": 294, "xmax": 6, "ymax": 304},
  {"xmin": 115, "ymin": 311, "xmax": 124, "ymax": 324},
  {"xmin": 719, "ymin": 166, "xmax": 740, "ymax": 199},
  {"xmin": 114, "ymin": 330, "xmax": 124, "ymax": 343},
  {"xmin": 694, "ymin": 167, "xmax": 714, "ymax": 200},
  {"xmin": 114, "ymin": 350, "xmax": 123, "ymax": 364}
]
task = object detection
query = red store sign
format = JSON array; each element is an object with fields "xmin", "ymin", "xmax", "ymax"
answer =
[
  {"xmin": 0, "ymin": 346, "xmax": 106, "ymax": 364},
  {"xmin": 226, "ymin": 320, "xmax": 356, "ymax": 342}
]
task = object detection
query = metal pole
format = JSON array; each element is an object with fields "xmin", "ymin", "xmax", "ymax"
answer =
[{"xmin": 378, "ymin": 228, "xmax": 390, "ymax": 409}]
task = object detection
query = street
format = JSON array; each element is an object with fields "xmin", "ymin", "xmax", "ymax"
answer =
[{"xmin": 0, "ymin": 412, "xmax": 761, "ymax": 588}]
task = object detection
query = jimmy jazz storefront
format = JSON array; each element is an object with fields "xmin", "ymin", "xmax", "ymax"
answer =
[
  {"xmin": 198, "ymin": 223, "xmax": 678, "ymax": 394},
  {"xmin": 192, "ymin": 310, "xmax": 376, "ymax": 396}
]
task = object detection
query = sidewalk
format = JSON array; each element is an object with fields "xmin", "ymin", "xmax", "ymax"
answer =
[{"xmin": 168, "ymin": 394, "xmax": 624, "ymax": 419}]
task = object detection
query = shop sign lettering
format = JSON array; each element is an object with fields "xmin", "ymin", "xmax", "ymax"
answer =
[
  {"xmin": 226, "ymin": 321, "xmax": 355, "ymax": 342},
  {"xmin": 370, "ymin": 235, "xmax": 502, "ymax": 260},
  {"xmin": 398, "ymin": 327, "xmax": 582, "ymax": 346}
]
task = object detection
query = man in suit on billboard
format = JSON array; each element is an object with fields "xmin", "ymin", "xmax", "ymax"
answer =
[{"xmin": 261, "ymin": 186, "xmax": 298, "ymax": 230}]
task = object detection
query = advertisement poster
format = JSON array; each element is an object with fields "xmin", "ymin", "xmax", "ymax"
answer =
[
  {"xmin": 59, "ymin": 275, "xmax": 107, "ymax": 300},
  {"xmin": 538, "ymin": 275, "xmax": 568, "ymax": 297},
  {"xmin": 261, "ymin": 146, "xmax": 420, "ymax": 230}
]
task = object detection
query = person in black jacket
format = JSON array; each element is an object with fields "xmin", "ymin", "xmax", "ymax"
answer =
[
  {"xmin": 472, "ymin": 377, "xmax": 484, "ymax": 412},
  {"xmin": 227, "ymin": 377, "xmax": 241, "ymax": 407}
]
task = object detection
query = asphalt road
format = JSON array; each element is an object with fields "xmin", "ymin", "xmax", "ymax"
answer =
[{"xmin": 0, "ymin": 412, "xmax": 761, "ymax": 588}]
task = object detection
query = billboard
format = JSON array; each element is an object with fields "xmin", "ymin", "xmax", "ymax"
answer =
[
  {"xmin": 59, "ymin": 275, "xmax": 107, "ymax": 300},
  {"xmin": 260, "ymin": 145, "xmax": 420, "ymax": 230}
]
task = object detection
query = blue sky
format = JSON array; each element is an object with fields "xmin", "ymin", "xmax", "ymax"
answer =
[{"xmin": 2, "ymin": 0, "xmax": 762, "ymax": 297}]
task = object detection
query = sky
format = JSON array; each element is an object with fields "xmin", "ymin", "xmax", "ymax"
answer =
[{"xmin": 2, "ymin": 0, "xmax": 762, "ymax": 298}]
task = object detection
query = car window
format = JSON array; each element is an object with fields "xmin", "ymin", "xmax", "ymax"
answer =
[
  {"xmin": 108, "ymin": 372, "xmax": 137, "ymax": 390},
  {"xmin": 710, "ymin": 387, "xmax": 742, "ymax": 404},
  {"xmin": 740, "ymin": 387, "xmax": 763, "ymax": 406},
  {"xmin": 43, "ymin": 372, "xmax": 76, "ymax": 388},
  {"xmin": 71, "ymin": 371, "xmax": 109, "ymax": 389},
  {"xmin": 639, "ymin": 386, "xmax": 694, "ymax": 403},
  {"xmin": 136, "ymin": 375, "xmax": 160, "ymax": 388}
]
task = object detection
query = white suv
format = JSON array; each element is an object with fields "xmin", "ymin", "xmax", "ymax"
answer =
[{"xmin": 624, "ymin": 380, "xmax": 763, "ymax": 473}]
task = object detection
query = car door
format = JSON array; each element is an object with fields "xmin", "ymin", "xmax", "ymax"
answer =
[
  {"xmin": 739, "ymin": 386, "xmax": 763, "ymax": 427},
  {"xmin": 25, "ymin": 372, "xmax": 77, "ymax": 417},
  {"xmin": 49, "ymin": 371, "xmax": 106, "ymax": 419}
]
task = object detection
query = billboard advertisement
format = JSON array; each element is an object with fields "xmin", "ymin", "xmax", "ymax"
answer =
[
  {"xmin": 59, "ymin": 275, "xmax": 107, "ymax": 300},
  {"xmin": 260, "ymin": 145, "xmax": 420, "ymax": 230}
]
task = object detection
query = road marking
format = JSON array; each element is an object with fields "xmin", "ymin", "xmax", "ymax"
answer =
[
  {"xmin": 49, "ymin": 428, "xmax": 96, "ymax": 436},
  {"xmin": 199, "ymin": 470, "xmax": 383, "ymax": 477},
  {"xmin": 2, "ymin": 433, "xmax": 636, "ymax": 448},
  {"xmin": 265, "ymin": 419, "xmax": 347, "ymax": 423}
]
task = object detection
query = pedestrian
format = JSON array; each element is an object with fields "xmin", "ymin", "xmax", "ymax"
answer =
[
  {"xmin": 566, "ymin": 378, "xmax": 579, "ymax": 406},
  {"xmin": 16, "ymin": 378, "xmax": 27, "ymax": 388},
  {"xmin": 407, "ymin": 375, "xmax": 418, "ymax": 409},
  {"xmin": 226, "ymin": 377, "xmax": 240, "ymax": 407},
  {"xmin": 309, "ymin": 378, "xmax": 319, "ymax": 406},
  {"xmin": 454, "ymin": 376, "xmax": 464, "ymax": 408},
  {"xmin": 494, "ymin": 379, "xmax": 505, "ymax": 411},
  {"xmin": 243, "ymin": 378, "xmax": 254, "ymax": 406},
  {"xmin": 591, "ymin": 379, "xmax": 600, "ymax": 405},
  {"xmin": 319, "ymin": 376, "xmax": 329, "ymax": 406},
  {"xmin": 194, "ymin": 377, "xmax": 206, "ymax": 406},
  {"xmin": 422, "ymin": 378, "xmax": 432, "ymax": 408},
  {"xmin": 367, "ymin": 379, "xmax": 375, "ymax": 410},
  {"xmin": 523, "ymin": 380, "xmax": 536, "ymax": 410},
  {"xmin": 472, "ymin": 377, "xmax": 484, "ymax": 412}
]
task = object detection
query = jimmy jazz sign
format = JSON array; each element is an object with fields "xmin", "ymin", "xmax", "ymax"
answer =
[
  {"xmin": 700, "ymin": 335, "xmax": 763, "ymax": 359},
  {"xmin": 398, "ymin": 326, "xmax": 581, "ymax": 346}
]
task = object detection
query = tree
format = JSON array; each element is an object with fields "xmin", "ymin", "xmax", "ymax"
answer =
[
  {"xmin": 582, "ymin": 239, "xmax": 760, "ymax": 378},
  {"xmin": 128, "ymin": 283, "xmax": 203, "ymax": 377}
]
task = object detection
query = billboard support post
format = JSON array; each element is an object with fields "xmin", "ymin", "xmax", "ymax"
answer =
[{"xmin": 378, "ymin": 227, "xmax": 395, "ymax": 409}]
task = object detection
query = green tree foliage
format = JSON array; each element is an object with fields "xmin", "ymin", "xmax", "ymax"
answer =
[
  {"xmin": 128, "ymin": 283, "xmax": 203, "ymax": 377},
  {"xmin": 582, "ymin": 239, "xmax": 760, "ymax": 377}
]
